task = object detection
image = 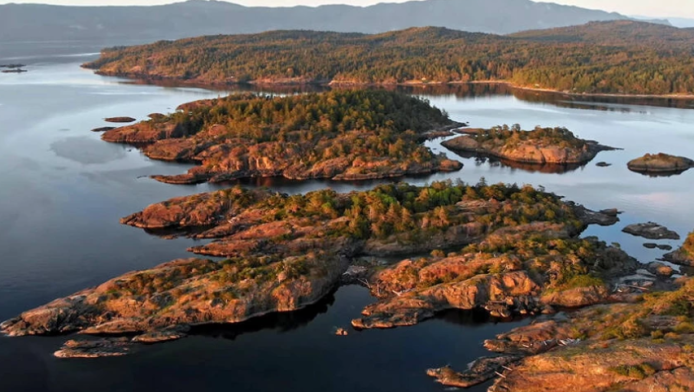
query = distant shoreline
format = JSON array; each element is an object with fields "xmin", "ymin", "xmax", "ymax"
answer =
[{"xmin": 87, "ymin": 67, "xmax": 694, "ymax": 101}]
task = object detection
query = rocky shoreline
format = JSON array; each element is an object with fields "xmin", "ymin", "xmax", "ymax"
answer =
[
  {"xmin": 664, "ymin": 232, "xmax": 694, "ymax": 267},
  {"xmin": 628, "ymin": 153, "xmax": 694, "ymax": 175},
  {"xmin": 623, "ymin": 222, "xmax": 681, "ymax": 240},
  {"xmin": 99, "ymin": 91, "xmax": 464, "ymax": 184},
  {"xmin": 428, "ymin": 277, "xmax": 694, "ymax": 391},
  {"xmin": 82, "ymin": 67, "xmax": 694, "ymax": 101},
  {"xmin": 441, "ymin": 126, "xmax": 616, "ymax": 166},
  {"xmin": 1, "ymin": 183, "xmax": 627, "ymax": 354},
  {"xmin": 2, "ymin": 179, "xmax": 692, "ymax": 391}
]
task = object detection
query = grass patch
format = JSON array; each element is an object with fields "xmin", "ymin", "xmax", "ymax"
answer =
[{"xmin": 609, "ymin": 363, "xmax": 657, "ymax": 380}]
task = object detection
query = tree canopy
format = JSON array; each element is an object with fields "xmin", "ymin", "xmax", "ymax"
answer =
[{"xmin": 85, "ymin": 21, "xmax": 694, "ymax": 95}]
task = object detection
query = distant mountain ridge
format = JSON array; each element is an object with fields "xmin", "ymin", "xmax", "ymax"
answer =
[{"xmin": 0, "ymin": 0, "xmax": 637, "ymax": 42}]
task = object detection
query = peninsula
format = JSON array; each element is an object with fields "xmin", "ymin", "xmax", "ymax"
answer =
[{"xmin": 99, "ymin": 90, "xmax": 463, "ymax": 184}]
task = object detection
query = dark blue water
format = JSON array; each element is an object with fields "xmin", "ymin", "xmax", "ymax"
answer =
[{"xmin": 1, "ymin": 46, "xmax": 693, "ymax": 392}]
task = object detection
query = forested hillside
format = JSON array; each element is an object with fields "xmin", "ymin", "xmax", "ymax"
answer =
[{"xmin": 85, "ymin": 21, "xmax": 694, "ymax": 95}]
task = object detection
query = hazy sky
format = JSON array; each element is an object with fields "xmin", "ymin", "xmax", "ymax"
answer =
[{"xmin": 0, "ymin": 0, "xmax": 692, "ymax": 18}]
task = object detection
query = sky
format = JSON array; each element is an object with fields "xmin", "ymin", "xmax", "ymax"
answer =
[{"xmin": 0, "ymin": 0, "xmax": 692, "ymax": 19}]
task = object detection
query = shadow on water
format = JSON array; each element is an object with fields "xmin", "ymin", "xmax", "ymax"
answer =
[
  {"xmin": 190, "ymin": 289, "xmax": 337, "ymax": 340},
  {"xmin": 190, "ymin": 286, "xmax": 526, "ymax": 342}
]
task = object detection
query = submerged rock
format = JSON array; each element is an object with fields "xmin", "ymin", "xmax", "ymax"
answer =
[{"xmin": 623, "ymin": 222, "xmax": 680, "ymax": 240}]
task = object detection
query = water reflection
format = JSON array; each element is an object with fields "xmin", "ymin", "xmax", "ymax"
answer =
[
  {"xmin": 449, "ymin": 150, "xmax": 588, "ymax": 175},
  {"xmin": 401, "ymin": 83, "xmax": 694, "ymax": 111},
  {"xmin": 113, "ymin": 79, "xmax": 694, "ymax": 112},
  {"xmin": 628, "ymin": 168, "xmax": 692, "ymax": 178}
]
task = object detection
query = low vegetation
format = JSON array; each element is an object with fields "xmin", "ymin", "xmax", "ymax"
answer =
[{"xmin": 684, "ymin": 232, "xmax": 694, "ymax": 256}]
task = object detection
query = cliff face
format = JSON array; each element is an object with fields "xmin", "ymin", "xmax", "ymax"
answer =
[{"xmin": 442, "ymin": 126, "xmax": 614, "ymax": 165}]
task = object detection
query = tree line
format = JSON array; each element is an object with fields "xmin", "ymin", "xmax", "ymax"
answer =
[{"xmin": 85, "ymin": 21, "xmax": 694, "ymax": 95}]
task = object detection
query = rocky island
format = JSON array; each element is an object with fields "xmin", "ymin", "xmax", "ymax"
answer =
[
  {"xmin": 3, "ymin": 180, "xmax": 692, "ymax": 391},
  {"xmin": 2, "ymin": 182, "xmax": 622, "ymax": 347},
  {"xmin": 623, "ymin": 222, "xmax": 680, "ymax": 240},
  {"xmin": 627, "ymin": 153, "xmax": 694, "ymax": 175},
  {"xmin": 442, "ymin": 125, "xmax": 615, "ymax": 166},
  {"xmin": 100, "ymin": 91, "xmax": 463, "ymax": 184}
]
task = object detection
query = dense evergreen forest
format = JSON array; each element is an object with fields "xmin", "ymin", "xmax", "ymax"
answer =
[{"xmin": 84, "ymin": 21, "xmax": 694, "ymax": 95}]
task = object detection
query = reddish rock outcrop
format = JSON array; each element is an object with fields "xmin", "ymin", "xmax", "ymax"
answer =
[
  {"xmin": 628, "ymin": 153, "xmax": 694, "ymax": 174},
  {"xmin": 442, "ymin": 126, "xmax": 615, "ymax": 166},
  {"xmin": 99, "ymin": 91, "xmax": 464, "ymax": 184}
]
